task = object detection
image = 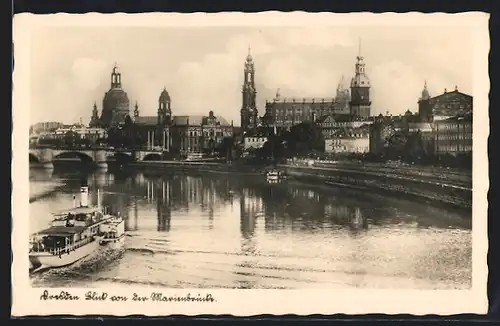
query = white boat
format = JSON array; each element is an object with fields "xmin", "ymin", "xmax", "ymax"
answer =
[
  {"xmin": 29, "ymin": 184, "xmax": 125, "ymax": 271},
  {"xmin": 266, "ymin": 170, "xmax": 284, "ymax": 184},
  {"xmin": 95, "ymin": 216, "xmax": 126, "ymax": 249}
]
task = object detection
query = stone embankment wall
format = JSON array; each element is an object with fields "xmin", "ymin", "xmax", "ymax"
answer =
[{"xmin": 280, "ymin": 161, "xmax": 472, "ymax": 209}]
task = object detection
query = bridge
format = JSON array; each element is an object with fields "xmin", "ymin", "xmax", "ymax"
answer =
[{"xmin": 29, "ymin": 146, "xmax": 165, "ymax": 169}]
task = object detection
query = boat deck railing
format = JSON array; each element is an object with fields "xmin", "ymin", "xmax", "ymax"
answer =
[{"xmin": 29, "ymin": 236, "xmax": 95, "ymax": 257}]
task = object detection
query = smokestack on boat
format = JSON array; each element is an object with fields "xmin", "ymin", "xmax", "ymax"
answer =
[{"xmin": 80, "ymin": 179, "xmax": 89, "ymax": 207}]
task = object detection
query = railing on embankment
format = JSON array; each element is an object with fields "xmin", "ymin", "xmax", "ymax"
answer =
[{"xmin": 279, "ymin": 164, "xmax": 472, "ymax": 209}]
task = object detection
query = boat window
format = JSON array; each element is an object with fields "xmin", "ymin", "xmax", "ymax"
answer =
[{"xmin": 75, "ymin": 213, "xmax": 90, "ymax": 222}]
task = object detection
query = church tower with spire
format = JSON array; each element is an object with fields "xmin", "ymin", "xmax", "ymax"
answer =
[
  {"xmin": 158, "ymin": 87, "xmax": 172, "ymax": 125},
  {"xmin": 420, "ymin": 80, "xmax": 431, "ymax": 101},
  {"xmin": 241, "ymin": 47, "xmax": 258, "ymax": 132},
  {"xmin": 89, "ymin": 101, "xmax": 101, "ymax": 127},
  {"xmin": 133, "ymin": 101, "xmax": 140, "ymax": 118},
  {"xmin": 349, "ymin": 40, "xmax": 372, "ymax": 119}
]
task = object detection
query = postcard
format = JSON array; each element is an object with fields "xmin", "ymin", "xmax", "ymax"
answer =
[{"xmin": 12, "ymin": 11, "xmax": 489, "ymax": 316}]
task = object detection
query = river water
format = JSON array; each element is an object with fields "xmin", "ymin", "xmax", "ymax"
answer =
[{"xmin": 29, "ymin": 167, "xmax": 472, "ymax": 289}]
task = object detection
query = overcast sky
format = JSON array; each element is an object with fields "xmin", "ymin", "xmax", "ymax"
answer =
[{"xmin": 29, "ymin": 26, "xmax": 473, "ymax": 125}]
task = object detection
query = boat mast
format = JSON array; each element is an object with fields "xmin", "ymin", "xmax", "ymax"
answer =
[{"xmin": 97, "ymin": 189, "xmax": 100, "ymax": 210}]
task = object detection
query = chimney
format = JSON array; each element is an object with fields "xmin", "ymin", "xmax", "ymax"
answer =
[
  {"xmin": 80, "ymin": 185, "xmax": 89, "ymax": 207},
  {"xmin": 444, "ymin": 88, "xmax": 447, "ymax": 93}
]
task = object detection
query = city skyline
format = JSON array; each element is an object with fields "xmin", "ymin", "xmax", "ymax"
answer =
[{"xmin": 30, "ymin": 26, "xmax": 473, "ymax": 126}]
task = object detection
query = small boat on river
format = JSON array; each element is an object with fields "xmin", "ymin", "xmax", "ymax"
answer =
[
  {"xmin": 29, "ymin": 183, "xmax": 125, "ymax": 272},
  {"xmin": 266, "ymin": 169, "xmax": 286, "ymax": 184}
]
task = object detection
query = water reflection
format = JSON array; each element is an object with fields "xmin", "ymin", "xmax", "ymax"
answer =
[{"xmin": 29, "ymin": 167, "xmax": 472, "ymax": 289}]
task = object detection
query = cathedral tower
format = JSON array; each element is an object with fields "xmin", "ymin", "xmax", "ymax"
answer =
[
  {"xmin": 349, "ymin": 40, "xmax": 371, "ymax": 119},
  {"xmin": 241, "ymin": 48, "xmax": 258, "ymax": 132},
  {"xmin": 89, "ymin": 101, "xmax": 100, "ymax": 127},
  {"xmin": 101, "ymin": 64, "xmax": 130, "ymax": 128},
  {"xmin": 158, "ymin": 87, "xmax": 172, "ymax": 125}
]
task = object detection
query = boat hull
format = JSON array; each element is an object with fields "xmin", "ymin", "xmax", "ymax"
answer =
[
  {"xmin": 29, "ymin": 240, "xmax": 99, "ymax": 269},
  {"xmin": 98, "ymin": 235, "xmax": 126, "ymax": 250}
]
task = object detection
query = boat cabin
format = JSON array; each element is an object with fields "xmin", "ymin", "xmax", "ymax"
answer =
[{"xmin": 30, "ymin": 206, "xmax": 107, "ymax": 255}]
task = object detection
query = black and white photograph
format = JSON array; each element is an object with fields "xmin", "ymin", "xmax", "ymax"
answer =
[{"xmin": 12, "ymin": 12, "xmax": 489, "ymax": 316}]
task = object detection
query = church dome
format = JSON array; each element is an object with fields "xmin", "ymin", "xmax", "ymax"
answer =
[
  {"xmin": 159, "ymin": 87, "xmax": 171, "ymax": 101},
  {"xmin": 104, "ymin": 88, "xmax": 130, "ymax": 104}
]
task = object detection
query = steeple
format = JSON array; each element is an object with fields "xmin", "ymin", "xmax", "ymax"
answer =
[
  {"xmin": 89, "ymin": 101, "xmax": 100, "ymax": 127},
  {"xmin": 246, "ymin": 46, "xmax": 253, "ymax": 63},
  {"xmin": 349, "ymin": 38, "xmax": 371, "ymax": 119},
  {"xmin": 158, "ymin": 87, "xmax": 172, "ymax": 125},
  {"xmin": 241, "ymin": 49, "xmax": 258, "ymax": 132},
  {"xmin": 420, "ymin": 80, "xmax": 430, "ymax": 100},
  {"xmin": 110, "ymin": 63, "xmax": 122, "ymax": 89},
  {"xmin": 133, "ymin": 101, "xmax": 139, "ymax": 118}
]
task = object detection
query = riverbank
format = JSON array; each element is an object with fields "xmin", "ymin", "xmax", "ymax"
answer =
[{"xmin": 279, "ymin": 164, "xmax": 472, "ymax": 209}]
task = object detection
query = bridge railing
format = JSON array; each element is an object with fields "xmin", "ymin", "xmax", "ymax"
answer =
[{"xmin": 29, "ymin": 145, "xmax": 165, "ymax": 152}]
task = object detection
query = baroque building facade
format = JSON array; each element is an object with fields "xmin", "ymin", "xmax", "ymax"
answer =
[
  {"xmin": 261, "ymin": 43, "xmax": 372, "ymax": 131},
  {"xmin": 262, "ymin": 76, "xmax": 352, "ymax": 130},
  {"xmin": 131, "ymin": 88, "xmax": 233, "ymax": 155},
  {"xmin": 90, "ymin": 65, "xmax": 131, "ymax": 128},
  {"xmin": 418, "ymin": 84, "xmax": 473, "ymax": 122}
]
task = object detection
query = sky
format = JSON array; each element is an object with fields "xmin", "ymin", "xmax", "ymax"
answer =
[{"xmin": 29, "ymin": 25, "xmax": 473, "ymax": 126}]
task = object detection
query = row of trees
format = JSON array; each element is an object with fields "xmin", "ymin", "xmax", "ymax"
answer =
[{"xmin": 241, "ymin": 122, "xmax": 471, "ymax": 170}]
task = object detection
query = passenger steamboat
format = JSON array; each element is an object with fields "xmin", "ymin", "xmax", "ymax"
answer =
[{"xmin": 29, "ymin": 183, "xmax": 125, "ymax": 272}]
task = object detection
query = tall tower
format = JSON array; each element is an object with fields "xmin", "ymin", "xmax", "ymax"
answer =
[
  {"xmin": 89, "ymin": 101, "xmax": 100, "ymax": 127},
  {"xmin": 241, "ymin": 47, "xmax": 258, "ymax": 132},
  {"xmin": 158, "ymin": 87, "xmax": 172, "ymax": 125},
  {"xmin": 420, "ymin": 80, "xmax": 431, "ymax": 101},
  {"xmin": 133, "ymin": 101, "xmax": 140, "ymax": 118},
  {"xmin": 349, "ymin": 40, "xmax": 371, "ymax": 119},
  {"xmin": 101, "ymin": 63, "xmax": 130, "ymax": 128}
]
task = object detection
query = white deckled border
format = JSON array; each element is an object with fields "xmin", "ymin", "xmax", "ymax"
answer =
[{"xmin": 12, "ymin": 11, "xmax": 489, "ymax": 316}]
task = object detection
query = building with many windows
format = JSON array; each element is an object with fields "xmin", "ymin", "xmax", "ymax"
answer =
[
  {"xmin": 324, "ymin": 127, "xmax": 370, "ymax": 154},
  {"xmin": 418, "ymin": 84, "xmax": 472, "ymax": 122},
  {"xmin": 434, "ymin": 113, "xmax": 472, "ymax": 155},
  {"xmin": 171, "ymin": 111, "xmax": 233, "ymax": 154},
  {"xmin": 261, "ymin": 42, "xmax": 372, "ymax": 130}
]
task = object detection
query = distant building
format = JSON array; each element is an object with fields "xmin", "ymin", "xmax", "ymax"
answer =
[
  {"xmin": 349, "ymin": 44, "xmax": 372, "ymax": 119},
  {"xmin": 418, "ymin": 84, "xmax": 472, "ymax": 122},
  {"xmin": 369, "ymin": 114, "xmax": 405, "ymax": 154},
  {"xmin": 316, "ymin": 114, "xmax": 372, "ymax": 139},
  {"xmin": 262, "ymin": 76, "xmax": 352, "ymax": 130},
  {"xmin": 35, "ymin": 124, "xmax": 107, "ymax": 146},
  {"xmin": 435, "ymin": 113, "xmax": 472, "ymax": 155},
  {"xmin": 90, "ymin": 64, "xmax": 131, "ymax": 128},
  {"xmin": 30, "ymin": 121, "xmax": 64, "ymax": 134},
  {"xmin": 240, "ymin": 49, "xmax": 259, "ymax": 133},
  {"xmin": 243, "ymin": 136, "xmax": 268, "ymax": 150},
  {"xmin": 325, "ymin": 129, "xmax": 370, "ymax": 154},
  {"xmin": 132, "ymin": 88, "xmax": 172, "ymax": 151},
  {"xmin": 171, "ymin": 111, "xmax": 233, "ymax": 154}
]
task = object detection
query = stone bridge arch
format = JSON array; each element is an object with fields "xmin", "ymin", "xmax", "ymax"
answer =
[
  {"xmin": 142, "ymin": 152, "xmax": 162, "ymax": 161},
  {"xmin": 53, "ymin": 150, "xmax": 95, "ymax": 163},
  {"xmin": 112, "ymin": 151, "xmax": 134, "ymax": 163}
]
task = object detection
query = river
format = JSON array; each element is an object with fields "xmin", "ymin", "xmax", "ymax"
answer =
[{"xmin": 29, "ymin": 167, "xmax": 472, "ymax": 289}]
